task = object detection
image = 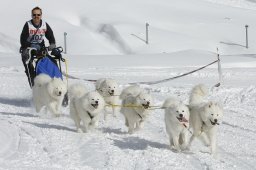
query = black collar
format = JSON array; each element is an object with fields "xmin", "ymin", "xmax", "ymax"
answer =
[{"xmin": 87, "ymin": 111, "xmax": 94, "ymax": 119}]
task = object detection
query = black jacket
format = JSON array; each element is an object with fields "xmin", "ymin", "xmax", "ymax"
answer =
[{"xmin": 20, "ymin": 19, "xmax": 56, "ymax": 49}]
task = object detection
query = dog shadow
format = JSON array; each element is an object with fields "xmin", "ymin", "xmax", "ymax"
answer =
[
  {"xmin": 24, "ymin": 121, "xmax": 76, "ymax": 132},
  {"xmin": 0, "ymin": 97, "xmax": 31, "ymax": 108},
  {"xmin": 0, "ymin": 111, "xmax": 38, "ymax": 118},
  {"xmin": 113, "ymin": 136, "xmax": 169, "ymax": 150},
  {"xmin": 101, "ymin": 127, "xmax": 126, "ymax": 135}
]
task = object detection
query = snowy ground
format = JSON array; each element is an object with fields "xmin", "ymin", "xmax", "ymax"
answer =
[
  {"xmin": 0, "ymin": 51, "xmax": 256, "ymax": 170},
  {"xmin": 0, "ymin": 0, "xmax": 256, "ymax": 169}
]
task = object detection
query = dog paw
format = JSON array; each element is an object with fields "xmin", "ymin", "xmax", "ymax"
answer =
[
  {"xmin": 77, "ymin": 128, "xmax": 83, "ymax": 133},
  {"xmin": 170, "ymin": 146, "xmax": 181, "ymax": 152}
]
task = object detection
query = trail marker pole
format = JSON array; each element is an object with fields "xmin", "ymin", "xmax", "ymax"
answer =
[
  {"xmin": 245, "ymin": 25, "xmax": 249, "ymax": 48},
  {"xmin": 146, "ymin": 23, "xmax": 149, "ymax": 44},
  {"xmin": 64, "ymin": 32, "xmax": 67, "ymax": 53}
]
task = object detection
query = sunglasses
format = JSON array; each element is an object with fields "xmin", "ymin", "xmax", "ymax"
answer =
[{"xmin": 33, "ymin": 14, "xmax": 41, "ymax": 17}]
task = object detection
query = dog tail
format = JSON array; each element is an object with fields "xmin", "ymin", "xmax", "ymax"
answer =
[
  {"xmin": 120, "ymin": 85, "xmax": 142, "ymax": 99},
  {"xmin": 189, "ymin": 84, "xmax": 208, "ymax": 105},
  {"xmin": 33, "ymin": 74, "xmax": 52, "ymax": 87},
  {"xmin": 69, "ymin": 83, "xmax": 88, "ymax": 99}
]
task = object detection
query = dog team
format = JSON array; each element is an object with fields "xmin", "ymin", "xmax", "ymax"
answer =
[{"xmin": 32, "ymin": 74, "xmax": 223, "ymax": 155}]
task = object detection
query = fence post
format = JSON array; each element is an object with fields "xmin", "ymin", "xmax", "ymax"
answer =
[
  {"xmin": 146, "ymin": 23, "xmax": 149, "ymax": 44},
  {"xmin": 245, "ymin": 25, "xmax": 248, "ymax": 48},
  {"xmin": 64, "ymin": 32, "xmax": 67, "ymax": 53}
]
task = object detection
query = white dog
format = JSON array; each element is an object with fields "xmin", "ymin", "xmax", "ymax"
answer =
[
  {"xmin": 163, "ymin": 97, "xmax": 190, "ymax": 152},
  {"xmin": 188, "ymin": 84, "xmax": 223, "ymax": 155},
  {"xmin": 120, "ymin": 85, "xmax": 153, "ymax": 134},
  {"xmin": 69, "ymin": 84, "xmax": 105, "ymax": 133},
  {"xmin": 32, "ymin": 74, "xmax": 67, "ymax": 116},
  {"xmin": 95, "ymin": 78, "xmax": 119, "ymax": 119}
]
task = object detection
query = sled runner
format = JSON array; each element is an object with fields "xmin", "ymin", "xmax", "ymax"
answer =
[{"xmin": 26, "ymin": 46, "xmax": 69, "ymax": 107}]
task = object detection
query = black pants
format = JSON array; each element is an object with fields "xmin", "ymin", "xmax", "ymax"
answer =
[{"xmin": 21, "ymin": 54, "xmax": 35, "ymax": 88}]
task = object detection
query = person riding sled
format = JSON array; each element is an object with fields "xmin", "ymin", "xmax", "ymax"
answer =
[
  {"xmin": 19, "ymin": 6, "xmax": 68, "ymax": 106},
  {"xmin": 20, "ymin": 6, "xmax": 56, "ymax": 87}
]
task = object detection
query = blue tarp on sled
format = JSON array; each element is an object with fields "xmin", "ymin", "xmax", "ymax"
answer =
[{"xmin": 35, "ymin": 56, "xmax": 63, "ymax": 79}]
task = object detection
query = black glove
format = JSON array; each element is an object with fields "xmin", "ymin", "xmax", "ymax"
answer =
[{"xmin": 51, "ymin": 47, "xmax": 62, "ymax": 59}]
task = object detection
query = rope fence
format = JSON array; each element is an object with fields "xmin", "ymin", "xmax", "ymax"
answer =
[{"xmin": 62, "ymin": 51, "xmax": 222, "ymax": 87}]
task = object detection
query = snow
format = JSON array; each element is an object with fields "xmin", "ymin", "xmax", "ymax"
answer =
[{"xmin": 0, "ymin": 0, "xmax": 256, "ymax": 169}]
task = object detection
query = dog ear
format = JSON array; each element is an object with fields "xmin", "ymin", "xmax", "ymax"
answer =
[{"xmin": 208, "ymin": 101, "xmax": 213, "ymax": 108}]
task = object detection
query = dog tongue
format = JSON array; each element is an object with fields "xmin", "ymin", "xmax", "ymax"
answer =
[{"xmin": 182, "ymin": 117, "xmax": 188, "ymax": 122}]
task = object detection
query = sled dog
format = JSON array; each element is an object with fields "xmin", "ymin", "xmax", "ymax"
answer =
[
  {"xmin": 163, "ymin": 97, "xmax": 190, "ymax": 152},
  {"xmin": 69, "ymin": 84, "xmax": 105, "ymax": 132},
  {"xmin": 32, "ymin": 74, "xmax": 67, "ymax": 116},
  {"xmin": 96, "ymin": 78, "xmax": 119, "ymax": 119},
  {"xmin": 188, "ymin": 84, "xmax": 223, "ymax": 155},
  {"xmin": 120, "ymin": 85, "xmax": 153, "ymax": 134}
]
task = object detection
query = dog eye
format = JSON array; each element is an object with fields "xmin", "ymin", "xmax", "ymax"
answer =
[
  {"xmin": 92, "ymin": 99, "xmax": 95, "ymax": 100},
  {"xmin": 217, "ymin": 114, "xmax": 219, "ymax": 116},
  {"xmin": 211, "ymin": 114, "xmax": 213, "ymax": 116},
  {"xmin": 182, "ymin": 110, "xmax": 184, "ymax": 112},
  {"xmin": 176, "ymin": 111, "xmax": 178, "ymax": 113}
]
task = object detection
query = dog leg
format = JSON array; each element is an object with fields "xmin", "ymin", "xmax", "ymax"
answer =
[
  {"xmin": 207, "ymin": 127, "xmax": 217, "ymax": 155},
  {"xmin": 172, "ymin": 136, "xmax": 181, "ymax": 152},
  {"xmin": 125, "ymin": 117, "xmax": 129, "ymax": 127},
  {"xmin": 180, "ymin": 132, "xmax": 189, "ymax": 150},
  {"xmin": 104, "ymin": 107, "xmax": 109, "ymax": 121},
  {"xmin": 47, "ymin": 102, "xmax": 60, "ymax": 116},
  {"xmin": 199, "ymin": 133, "xmax": 210, "ymax": 147},
  {"xmin": 112, "ymin": 105, "xmax": 117, "ymax": 117},
  {"xmin": 79, "ymin": 114, "xmax": 89, "ymax": 133},
  {"xmin": 135, "ymin": 121, "xmax": 141, "ymax": 131},
  {"xmin": 128, "ymin": 120, "xmax": 135, "ymax": 134}
]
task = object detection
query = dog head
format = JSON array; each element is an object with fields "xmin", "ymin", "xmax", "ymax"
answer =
[
  {"xmin": 163, "ymin": 98, "xmax": 189, "ymax": 124},
  {"xmin": 201, "ymin": 101, "xmax": 223, "ymax": 126},
  {"xmin": 175, "ymin": 102, "xmax": 189, "ymax": 123},
  {"xmin": 135, "ymin": 92, "xmax": 153, "ymax": 110},
  {"xmin": 100, "ymin": 79, "xmax": 119, "ymax": 97},
  {"xmin": 47, "ymin": 78, "xmax": 67, "ymax": 100},
  {"xmin": 82, "ymin": 91, "xmax": 105, "ymax": 113}
]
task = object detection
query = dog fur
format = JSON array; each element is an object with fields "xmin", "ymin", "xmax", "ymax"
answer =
[
  {"xmin": 32, "ymin": 74, "xmax": 67, "ymax": 116},
  {"xmin": 120, "ymin": 85, "xmax": 153, "ymax": 134},
  {"xmin": 95, "ymin": 78, "xmax": 119, "ymax": 119},
  {"xmin": 163, "ymin": 97, "xmax": 190, "ymax": 152},
  {"xmin": 188, "ymin": 84, "xmax": 223, "ymax": 155},
  {"xmin": 69, "ymin": 84, "xmax": 105, "ymax": 132}
]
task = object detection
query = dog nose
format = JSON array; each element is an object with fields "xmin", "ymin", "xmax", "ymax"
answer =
[
  {"xmin": 95, "ymin": 100, "xmax": 98, "ymax": 104},
  {"xmin": 147, "ymin": 101, "xmax": 150, "ymax": 105},
  {"xmin": 179, "ymin": 114, "xmax": 183, "ymax": 118},
  {"xmin": 214, "ymin": 119, "xmax": 217, "ymax": 123},
  {"xmin": 59, "ymin": 91, "xmax": 62, "ymax": 95},
  {"xmin": 111, "ymin": 90, "xmax": 114, "ymax": 93}
]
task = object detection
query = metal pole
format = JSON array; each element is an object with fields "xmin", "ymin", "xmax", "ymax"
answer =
[
  {"xmin": 146, "ymin": 23, "xmax": 149, "ymax": 44},
  {"xmin": 64, "ymin": 32, "xmax": 67, "ymax": 53},
  {"xmin": 245, "ymin": 25, "xmax": 248, "ymax": 48}
]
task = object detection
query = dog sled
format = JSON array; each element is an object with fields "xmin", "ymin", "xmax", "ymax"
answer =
[{"xmin": 25, "ymin": 46, "xmax": 68, "ymax": 106}]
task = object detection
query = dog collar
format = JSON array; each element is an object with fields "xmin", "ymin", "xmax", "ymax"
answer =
[{"xmin": 86, "ymin": 111, "xmax": 94, "ymax": 119}]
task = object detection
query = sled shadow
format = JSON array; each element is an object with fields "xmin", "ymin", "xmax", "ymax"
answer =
[
  {"xmin": 220, "ymin": 41, "xmax": 246, "ymax": 48},
  {"xmin": 0, "ymin": 111, "xmax": 38, "ymax": 118},
  {"xmin": 113, "ymin": 136, "xmax": 169, "ymax": 150},
  {"xmin": 101, "ymin": 127, "xmax": 126, "ymax": 135},
  {"xmin": 24, "ymin": 121, "xmax": 76, "ymax": 132},
  {"xmin": 0, "ymin": 97, "xmax": 31, "ymax": 108}
]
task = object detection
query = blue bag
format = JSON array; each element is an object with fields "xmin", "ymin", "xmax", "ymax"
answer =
[{"xmin": 35, "ymin": 56, "xmax": 63, "ymax": 79}]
